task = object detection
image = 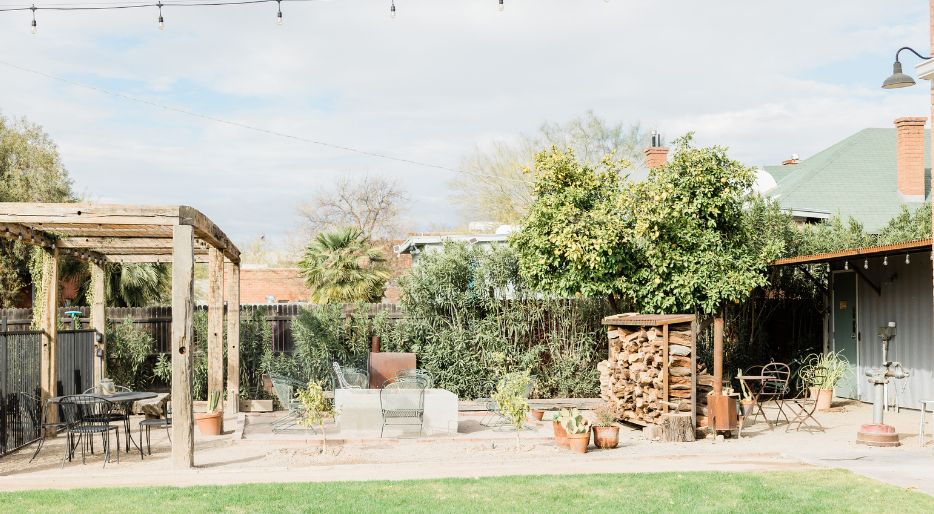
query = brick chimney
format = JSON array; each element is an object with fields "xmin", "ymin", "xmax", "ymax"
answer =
[
  {"xmin": 895, "ymin": 116, "xmax": 927, "ymax": 201},
  {"xmin": 644, "ymin": 131, "xmax": 668, "ymax": 169}
]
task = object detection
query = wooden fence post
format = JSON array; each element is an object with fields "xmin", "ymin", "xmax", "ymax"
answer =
[{"xmin": 171, "ymin": 225, "xmax": 195, "ymax": 469}]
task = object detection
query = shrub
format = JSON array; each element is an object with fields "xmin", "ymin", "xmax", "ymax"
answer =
[{"xmin": 106, "ymin": 318, "xmax": 155, "ymax": 390}]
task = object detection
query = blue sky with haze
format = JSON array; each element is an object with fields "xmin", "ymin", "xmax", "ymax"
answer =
[{"xmin": 0, "ymin": 0, "xmax": 931, "ymax": 248}]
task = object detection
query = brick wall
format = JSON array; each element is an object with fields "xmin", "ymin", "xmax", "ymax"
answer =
[
  {"xmin": 895, "ymin": 116, "xmax": 927, "ymax": 200},
  {"xmin": 229, "ymin": 267, "xmax": 311, "ymax": 304}
]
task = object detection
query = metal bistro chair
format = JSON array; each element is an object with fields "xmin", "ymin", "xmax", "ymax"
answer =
[
  {"xmin": 380, "ymin": 382, "xmax": 426, "ymax": 438},
  {"xmin": 785, "ymin": 369, "xmax": 826, "ymax": 432},
  {"xmin": 58, "ymin": 395, "xmax": 121, "ymax": 467},
  {"xmin": 83, "ymin": 384, "xmax": 133, "ymax": 452},
  {"xmin": 332, "ymin": 362, "xmax": 368, "ymax": 389},
  {"xmin": 18, "ymin": 392, "xmax": 71, "ymax": 463},
  {"xmin": 138, "ymin": 401, "xmax": 172, "ymax": 458},
  {"xmin": 759, "ymin": 362, "xmax": 792, "ymax": 426},
  {"xmin": 269, "ymin": 373, "xmax": 306, "ymax": 431},
  {"xmin": 396, "ymin": 369, "xmax": 434, "ymax": 389}
]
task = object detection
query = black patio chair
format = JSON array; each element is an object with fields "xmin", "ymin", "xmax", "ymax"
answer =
[
  {"xmin": 83, "ymin": 384, "xmax": 133, "ymax": 452},
  {"xmin": 58, "ymin": 395, "xmax": 121, "ymax": 467},
  {"xmin": 139, "ymin": 401, "xmax": 172, "ymax": 457},
  {"xmin": 18, "ymin": 392, "xmax": 71, "ymax": 463}
]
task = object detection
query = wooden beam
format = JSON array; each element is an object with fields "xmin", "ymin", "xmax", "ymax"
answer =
[
  {"xmin": 39, "ymin": 247, "xmax": 60, "ymax": 434},
  {"xmin": 58, "ymin": 236, "xmax": 211, "ymax": 251},
  {"xmin": 207, "ymin": 247, "xmax": 225, "ymax": 423},
  {"xmin": 226, "ymin": 261, "xmax": 240, "ymax": 414},
  {"xmin": 171, "ymin": 225, "xmax": 195, "ymax": 469},
  {"xmin": 107, "ymin": 254, "xmax": 212, "ymax": 264},
  {"xmin": 0, "ymin": 203, "xmax": 181, "ymax": 226},
  {"xmin": 179, "ymin": 206, "xmax": 240, "ymax": 264},
  {"xmin": 90, "ymin": 262, "xmax": 107, "ymax": 385},
  {"xmin": 0, "ymin": 223, "xmax": 106, "ymax": 263}
]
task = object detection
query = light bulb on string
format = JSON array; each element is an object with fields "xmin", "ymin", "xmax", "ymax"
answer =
[
  {"xmin": 390, "ymin": 0, "xmax": 396, "ymax": 18},
  {"xmin": 906, "ymin": 254, "xmax": 911, "ymax": 264},
  {"xmin": 276, "ymin": 0, "xmax": 283, "ymax": 25},
  {"xmin": 844, "ymin": 261, "xmax": 849, "ymax": 270},
  {"xmin": 883, "ymin": 255, "xmax": 888, "ymax": 266},
  {"xmin": 30, "ymin": 5, "xmax": 37, "ymax": 35},
  {"xmin": 864, "ymin": 259, "xmax": 868, "ymax": 270},
  {"xmin": 157, "ymin": 2, "xmax": 165, "ymax": 30},
  {"xmin": 498, "ymin": 0, "xmax": 504, "ymax": 11}
]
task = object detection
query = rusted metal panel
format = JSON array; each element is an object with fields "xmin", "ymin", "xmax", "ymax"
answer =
[
  {"xmin": 772, "ymin": 238, "xmax": 932, "ymax": 266},
  {"xmin": 367, "ymin": 352, "xmax": 416, "ymax": 389}
]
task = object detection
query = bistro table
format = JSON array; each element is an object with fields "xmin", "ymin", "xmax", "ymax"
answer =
[
  {"xmin": 735, "ymin": 375, "xmax": 775, "ymax": 429},
  {"xmin": 50, "ymin": 391, "xmax": 159, "ymax": 453}
]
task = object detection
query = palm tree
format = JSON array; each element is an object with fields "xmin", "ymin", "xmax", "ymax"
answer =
[
  {"xmin": 299, "ymin": 227, "xmax": 391, "ymax": 304},
  {"xmin": 106, "ymin": 263, "xmax": 170, "ymax": 307}
]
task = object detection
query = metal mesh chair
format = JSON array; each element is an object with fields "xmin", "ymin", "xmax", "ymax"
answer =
[
  {"xmin": 380, "ymin": 382, "xmax": 425, "ymax": 438},
  {"xmin": 138, "ymin": 401, "xmax": 172, "ymax": 457},
  {"xmin": 83, "ymin": 384, "xmax": 133, "ymax": 451},
  {"xmin": 332, "ymin": 362, "xmax": 368, "ymax": 389},
  {"xmin": 269, "ymin": 373, "xmax": 306, "ymax": 431},
  {"xmin": 396, "ymin": 369, "xmax": 434, "ymax": 389},
  {"xmin": 785, "ymin": 370, "xmax": 826, "ymax": 432},
  {"xmin": 760, "ymin": 362, "xmax": 792, "ymax": 425},
  {"xmin": 58, "ymin": 395, "xmax": 121, "ymax": 467},
  {"xmin": 18, "ymin": 392, "xmax": 70, "ymax": 463}
]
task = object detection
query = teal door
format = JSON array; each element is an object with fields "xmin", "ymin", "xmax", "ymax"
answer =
[{"xmin": 832, "ymin": 272, "xmax": 859, "ymax": 399}]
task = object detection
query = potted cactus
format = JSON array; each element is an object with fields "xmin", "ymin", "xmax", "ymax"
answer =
[
  {"xmin": 591, "ymin": 403, "xmax": 619, "ymax": 449},
  {"xmin": 194, "ymin": 390, "xmax": 223, "ymax": 436},
  {"xmin": 551, "ymin": 410, "xmax": 568, "ymax": 447},
  {"xmin": 558, "ymin": 408, "xmax": 592, "ymax": 454}
]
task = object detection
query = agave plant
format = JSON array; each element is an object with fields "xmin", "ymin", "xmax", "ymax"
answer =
[
  {"xmin": 797, "ymin": 351, "xmax": 851, "ymax": 390},
  {"xmin": 298, "ymin": 227, "xmax": 391, "ymax": 304}
]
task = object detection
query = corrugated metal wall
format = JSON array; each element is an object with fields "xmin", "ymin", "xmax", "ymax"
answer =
[{"xmin": 853, "ymin": 250, "xmax": 933, "ymax": 409}]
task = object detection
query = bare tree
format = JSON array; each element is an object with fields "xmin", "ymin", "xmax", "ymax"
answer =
[
  {"xmin": 297, "ymin": 174, "xmax": 408, "ymax": 241},
  {"xmin": 452, "ymin": 111, "xmax": 647, "ymax": 224}
]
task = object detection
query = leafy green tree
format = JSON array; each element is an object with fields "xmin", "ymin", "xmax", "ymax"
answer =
[
  {"xmin": 298, "ymin": 227, "xmax": 391, "ymax": 304},
  {"xmin": 877, "ymin": 202, "xmax": 931, "ymax": 245},
  {"xmin": 511, "ymin": 147, "xmax": 634, "ymax": 307},
  {"xmin": 0, "ymin": 115, "xmax": 74, "ymax": 306}
]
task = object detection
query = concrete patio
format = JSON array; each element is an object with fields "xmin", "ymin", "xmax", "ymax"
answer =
[{"xmin": 1, "ymin": 399, "xmax": 932, "ymax": 495}]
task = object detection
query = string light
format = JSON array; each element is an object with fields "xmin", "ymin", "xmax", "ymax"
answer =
[
  {"xmin": 498, "ymin": 0, "xmax": 504, "ymax": 11},
  {"xmin": 276, "ymin": 0, "xmax": 282, "ymax": 25},
  {"xmin": 906, "ymin": 254, "xmax": 911, "ymax": 264},
  {"xmin": 884, "ymin": 255, "xmax": 888, "ymax": 266},
  {"xmin": 30, "ymin": 4, "xmax": 37, "ymax": 34},
  {"xmin": 390, "ymin": 0, "xmax": 396, "ymax": 18},
  {"xmin": 157, "ymin": 1, "xmax": 164, "ymax": 30},
  {"xmin": 864, "ymin": 259, "xmax": 868, "ymax": 270},
  {"xmin": 844, "ymin": 260, "xmax": 849, "ymax": 270}
]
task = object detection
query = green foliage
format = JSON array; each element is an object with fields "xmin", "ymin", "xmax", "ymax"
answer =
[
  {"xmin": 623, "ymin": 136, "xmax": 775, "ymax": 314},
  {"xmin": 106, "ymin": 318, "xmax": 155, "ymax": 390},
  {"xmin": 491, "ymin": 371, "xmax": 531, "ymax": 435},
  {"xmin": 878, "ymin": 202, "xmax": 931, "ymax": 244},
  {"xmin": 239, "ymin": 307, "xmax": 274, "ymax": 399},
  {"xmin": 511, "ymin": 147, "xmax": 633, "ymax": 302},
  {"xmin": 298, "ymin": 227, "xmax": 391, "ymax": 304},
  {"xmin": 797, "ymin": 351, "xmax": 850, "ymax": 389},
  {"xmin": 104, "ymin": 263, "xmax": 171, "ymax": 307},
  {"xmin": 207, "ymin": 390, "xmax": 222, "ymax": 412},
  {"xmin": 296, "ymin": 380, "xmax": 336, "ymax": 449},
  {"xmin": 557, "ymin": 408, "xmax": 591, "ymax": 434},
  {"xmin": 153, "ymin": 353, "xmax": 172, "ymax": 384},
  {"xmin": 593, "ymin": 403, "xmax": 616, "ymax": 427}
]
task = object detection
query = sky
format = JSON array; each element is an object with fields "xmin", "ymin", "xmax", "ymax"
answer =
[{"xmin": 0, "ymin": 0, "xmax": 931, "ymax": 250}]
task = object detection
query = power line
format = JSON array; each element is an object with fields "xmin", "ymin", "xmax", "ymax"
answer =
[{"xmin": 0, "ymin": 58, "xmax": 531, "ymax": 184}]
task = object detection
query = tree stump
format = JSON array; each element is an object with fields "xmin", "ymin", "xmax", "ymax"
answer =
[{"xmin": 660, "ymin": 413, "xmax": 695, "ymax": 442}]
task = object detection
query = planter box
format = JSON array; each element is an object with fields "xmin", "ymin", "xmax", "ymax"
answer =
[{"xmin": 239, "ymin": 399, "xmax": 273, "ymax": 412}]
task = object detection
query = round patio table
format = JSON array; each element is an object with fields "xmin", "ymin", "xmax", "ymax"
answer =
[{"xmin": 50, "ymin": 391, "xmax": 159, "ymax": 453}]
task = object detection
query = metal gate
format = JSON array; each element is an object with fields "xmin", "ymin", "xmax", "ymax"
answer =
[
  {"xmin": 0, "ymin": 330, "xmax": 42, "ymax": 456},
  {"xmin": 55, "ymin": 330, "xmax": 96, "ymax": 397}
]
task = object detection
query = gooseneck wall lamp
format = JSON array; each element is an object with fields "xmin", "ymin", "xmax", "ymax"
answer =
[{"xmin": 882, "ymin": 47, "xmax": 932, "ymax": 89}]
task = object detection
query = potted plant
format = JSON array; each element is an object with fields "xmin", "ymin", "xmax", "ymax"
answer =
[
  {"xmin": 296, "ymin": 380, "xmax": 336, "ymax": 451},
  {"xmin": 194, "ymin": 391, "xmax": 223, "ymax": 436},
  {"xmin": 492, "ymin": 371, "xmax": 532, "ymax": 450},
  {"xmin": 552, "ymin": 409, "xmax": 569, "ymax": 447},
  {"xmin": 591, "ymin": 403, "xmax": 619, "ymax": 449},
  {"xmin": 798, "ymin": 351, "xmax": 850, "ymax": 411},
  {"xmin": 558, "ymin": 408, "xmax": 592, "ymax": 454},
  {"xmin": 737, "ymin": 369, "xmax": 755, "ymax": 417}
]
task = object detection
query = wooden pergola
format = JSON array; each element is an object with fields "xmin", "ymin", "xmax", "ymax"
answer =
[{"xmin": 0, "ymin": 203, "xmax": 241, "ymax": 469}]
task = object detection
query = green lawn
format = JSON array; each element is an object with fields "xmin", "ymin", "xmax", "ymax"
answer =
[{"xmin": 0, "ymin": 470, "xmax": 931, "ymax": 513}]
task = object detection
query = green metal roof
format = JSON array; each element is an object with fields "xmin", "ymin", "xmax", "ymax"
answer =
[{"xmin": 765, "ymin": 128, "xmax": 931, "ymax": 233}]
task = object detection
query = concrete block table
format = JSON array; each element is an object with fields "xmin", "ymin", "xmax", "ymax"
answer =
[{"xmin": 335, "ymin": 388, "xmax": 459, "ymax": 436}]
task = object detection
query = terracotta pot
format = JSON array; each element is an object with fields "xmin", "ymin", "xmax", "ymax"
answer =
[
  {"xmin": 739, "ymin": 399, "xmax": 755, "ymax": 417},
  {"xmin": 815, "ymin": 388, "xmax": 833, "ymax": 411},
  {"xmin": 592, "ymin": 425, "xmax": 619, "ymax": 449},
  {"xmin": 530, "ymin": 409, "xmax": 545, "ymax": 421},
  {"xmin": 566, "ymin": 431, "xmax": 590, "ymax": 454},
  {"xmin": 195, "ymin": 411, "xmax": 223, "ymax": 436},
  {"xmin": 552, "ymin": 420, "xmax": 568, "ymax": 447}
]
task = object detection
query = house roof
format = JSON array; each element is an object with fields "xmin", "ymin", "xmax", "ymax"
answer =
[
  {"xmin": 771, "ymin": 238, "xmax": 932, "ymax": 266},
  {"xmin": 394, "ymin": 233, "xmax": 510, "ymax": 255},
  {"xmin": 763, "ymin": 128, "xmax": 931, "ymax": 233}
]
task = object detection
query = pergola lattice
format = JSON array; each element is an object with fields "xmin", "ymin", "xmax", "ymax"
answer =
[{"xmin": 0, "ymin": 203, "xmax": 241, "ymax": 469}]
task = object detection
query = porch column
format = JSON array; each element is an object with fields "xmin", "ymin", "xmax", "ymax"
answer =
[
  {"xmin": 207, "ymin": 248, "xmax": 225, "ymax": 419},
  {"xmin": 38, "ymin": 247, "xmax": 59, "ymax": 432},
  {"xmin": 225, "ymin": 261, "xmax": 240, "ymax": 413},
  {"xmin": 90, "ymin": 261, "xmax": 107, "ymax": 385},
  {"xmin": 171, "ymin": 225, "xmax": 195, "ymax": 468}
]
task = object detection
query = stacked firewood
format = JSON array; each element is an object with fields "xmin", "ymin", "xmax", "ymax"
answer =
[{"xmin": 598, "ymin": 322, "xmax": 695, "ymax": 426}]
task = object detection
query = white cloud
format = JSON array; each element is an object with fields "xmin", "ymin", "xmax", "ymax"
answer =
[{"xmin": 0, "ymin": 0, "xmax": 930, "ymax": 247}]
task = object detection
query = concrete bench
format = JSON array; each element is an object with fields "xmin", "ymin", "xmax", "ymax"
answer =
[{"xmin": 334, "ymin": 388, "xmax": 459, "ymax": 436}]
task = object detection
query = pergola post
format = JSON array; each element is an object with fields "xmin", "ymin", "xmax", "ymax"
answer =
[
  {"xmin": 207, "ymin": 248, "xmax": 225, "ymax": 421},
  {"xmin": 38, "ymin": 247, "xmax": 60, "ymax": 432},
  {"xmin": 171, "ymin": 225, "xmax": 195, "ymax": 469},
  {"xmin": 90, "ymin": 261, "xmax": 107, "ymax": 385},
  {"xmin": 226, "ymin": 261, "xmax": 240, "ymax": 413}
]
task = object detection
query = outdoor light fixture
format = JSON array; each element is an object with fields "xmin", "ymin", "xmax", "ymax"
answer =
[
  {"xmin": 498, "ymin": 0, "xmax": 504, "ymax": 11},
  {"xmin": 882, "ymin": 47, "xmax": 931, "ymax": 89},
  {"xmin": 906, "ymin": 254, "xmax": 911, "ymax": 264},
  {"xmin": 157, "ymin": 1, "xmax": 165, "ymax": 30},
  {"xmin": 844, "ymin": 260, "xmax": 849, "ymax": 270},
  {"xmin": 390, "ymin": 0, "xmax": 396, "ymax": 18},
  {"xmin": 884, "ymin": 255, "xmax": 888, "ymax": 266},
  {"xmin": 30, "ymin": 4, "xmax": 36, "ymax": 34},
  {"xmin": 276, "ymin": 0, "xmax": 283, "ymax": 25},
  {"xmin": 864, "ymin": 259, "xmax": 869, "ymax": 270}
]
